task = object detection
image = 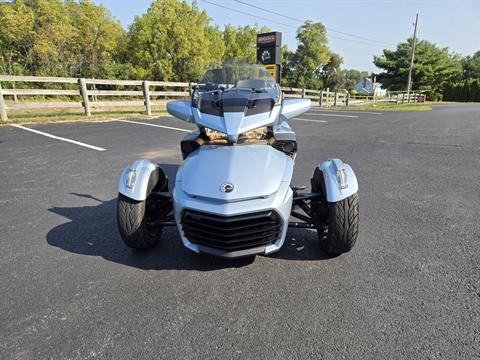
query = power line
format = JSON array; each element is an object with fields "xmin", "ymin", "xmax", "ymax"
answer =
[
  {"xmin": 328, "ymin": 35, "xmax": 387, "ymax": 48},
  {"xmin": 200, "ymin": 0, "xmax": 297, "ymax": 29},
  {"xmin": 232, "ymin": 0, "xmax": 395, "ymax": 46},
  {"xmin": 200, "ymin": 0, "xmax": 392, "ymax": 48},
  {"xmin": 233, "ymin": 0, "xmax": 305, "ymax": 23},
  {"xmin": 325, "ymin": 28, "xmax": 395, "ymax": 47}
]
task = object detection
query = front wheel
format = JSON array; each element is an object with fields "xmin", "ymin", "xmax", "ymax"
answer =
[
  {"xmin": 319, "ymin": 193, "xmax": 359, "ymax": 255},
  {"xmin": 117, "ymin": 193, "xmax": 162, "ymax": 249},
  {"xmin": 311, "ymin": 167, "xmax": 359, "ymax": 255}
]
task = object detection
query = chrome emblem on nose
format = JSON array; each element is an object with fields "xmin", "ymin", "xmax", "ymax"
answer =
[{"xmin": 220, "ymin": 182, "xmax": 234, "ymax": 193}]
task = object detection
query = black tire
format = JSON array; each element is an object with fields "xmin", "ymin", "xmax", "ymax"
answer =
[
  {"xmin": 311, "ymin": 168, "xmax": 359, "ymax": 255},
  {"xmin": 117, "ymin": 193, "xmax": 162, "ymax": 249},
  {"xmin": 320, "ymin": 193, "xmax": 359, "ymax": 254}
]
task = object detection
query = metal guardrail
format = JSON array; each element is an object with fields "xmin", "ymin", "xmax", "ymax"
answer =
[{"xmin": 0, "ymin": 75, "xmax": 353, "ymax": 121}]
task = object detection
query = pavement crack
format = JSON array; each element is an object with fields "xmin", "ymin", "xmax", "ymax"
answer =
[
  {"xmin": 378, "ymin": 140, "xmax": 463, "ymax": 148},
  {"xmin": 406, "ymin": 141, "xmax": 463, "ymax": 148}
]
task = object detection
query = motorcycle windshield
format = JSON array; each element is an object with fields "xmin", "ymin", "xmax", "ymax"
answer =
[
  {"xmin": 199, "ymin": 62, "xmax": 275, "ymax": 87},
  {"xmin": 192, "ymin": 63, "xmax": 281, "ymax": 139},
  {"xmin": 195, "ymin": 63, "xmax": 280, "ymax": 116},
  {"xmin": 197, "ymin": 88, "xmax": 277, "ymax": 117}
]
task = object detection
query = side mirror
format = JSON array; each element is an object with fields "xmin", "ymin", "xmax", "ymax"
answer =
[
  {"xmin": 167, "ymin": 100, "xmax": 194, "ymax": 123},
  {"xmin": 280, "ymin": 98, "xmax": 311, "ymax": 120}
]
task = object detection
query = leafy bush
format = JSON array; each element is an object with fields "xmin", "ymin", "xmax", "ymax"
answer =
[{"xmin": 443, "ymin": 80, "xmax": 480, "ymax": 102}]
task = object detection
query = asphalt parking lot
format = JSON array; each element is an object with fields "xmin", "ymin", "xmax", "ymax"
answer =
[{"xmin": 1, "ymin": 104, "xmax": 479, "ymax": 359}]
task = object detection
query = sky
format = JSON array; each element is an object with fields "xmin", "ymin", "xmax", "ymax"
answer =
[{"xmin": 93, "ymin": 0, "xmax": 480, "ymax": 72}]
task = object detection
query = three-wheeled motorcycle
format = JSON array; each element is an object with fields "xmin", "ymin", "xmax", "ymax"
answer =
[{"xmin": 117, "ymin": 63, "xmax": 359, "ymax": 258}]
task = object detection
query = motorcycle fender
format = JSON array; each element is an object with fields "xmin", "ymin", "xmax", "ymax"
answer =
[
  {"xmin": 319, "ymin": 159, "xmax": 358, "ymax": 203},
  {"xmin": 118, "ymin": 160, "xmax": 160, "ymax": 201}
]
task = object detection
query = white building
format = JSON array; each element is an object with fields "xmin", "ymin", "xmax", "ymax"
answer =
[{"xmin": 353, "ymin": 78, "xmax": 387, "ymax": 97}]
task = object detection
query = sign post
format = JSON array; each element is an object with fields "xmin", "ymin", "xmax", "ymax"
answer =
[{"xmin": 256, "ymin": 32, "xmax": 282, "ymax": 84}]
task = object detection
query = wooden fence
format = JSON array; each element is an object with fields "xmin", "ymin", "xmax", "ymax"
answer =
[
  {"xmin": 0, "ymin": 75, "xmax": 352, "ymax": 121},
  {"xmin": 391, "ymin": 92, "xmax": 426, "ymax": 104},
  {"xmin": 281, "ymin": 87, "xmax": 349, "ymax": 107},
  {"xmin": 0, "ymin": 75, "xmax": 193, "ymax": 120},
  {"xmin": 347, "ymin": 91, "xmax": 427, "ymax": 105}
]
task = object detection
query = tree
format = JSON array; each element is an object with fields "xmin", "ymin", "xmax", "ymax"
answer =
[
  {"xmin": 320, "ymin": 52, "xmax": 346, "ymax": 91},
  {"xmin": 205, "ymin": 25, "xmax": 225, "ymax": 68},
  {"xmin": 222, "ymin": 25, "xmax": 256, "ymax": 63},
  {"xmin": 0, "ymin": 0, "xmax": 126, "ymax": 78},
  {"xmin": 443, "ymin": 51, "xmax": 480, "ymax": 102},
  {"xmin": 373, "ymin": 39, "xmax": 463, "ymax": 98},
  {"xmin": 0, "ymin": 0, "xmax": 33, "ymax": 75},
  {"xmin": 463, "ymin": 51, "xmax": 480, "ymax": 80},
  {"xmin": 221, "ymin": 24, "xmax": 271, "ymax": 64},
  {"xmin": 287, "ymin": 21, "xmax": 331, "ymax": 89},
  {"xmin": 126, "ymin": 0, "xmax": 223, "ymax": 81},
  {"xmin": 0, "ymin": 0, "xmax": 75, "ymax": 76},
  {"xmin": 280, "ymin": 44, "xmax": 295, "ymax": 86},
  {"xmin": 343, "ymin": 69, "xmax": 369, "ymax": 90},
  {"xmin": 66, "ymin": 0, "xmax": 126, "ymax": 78}
]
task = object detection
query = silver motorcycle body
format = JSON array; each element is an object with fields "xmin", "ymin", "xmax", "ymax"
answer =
[{"xmin": 118, "ymin": 66, "xmax": 359, "ymax": 258}]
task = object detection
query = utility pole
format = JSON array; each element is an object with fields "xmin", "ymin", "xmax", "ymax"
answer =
[{"xmin": 406, "ymin": 13, "xmax": 419, "ymax": 101}]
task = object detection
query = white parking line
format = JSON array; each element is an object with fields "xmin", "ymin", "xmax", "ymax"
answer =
[
  {"xmin": 309, "ymin": 108, "xmax": 383, "ymax": 115},
  {"xmin": 304, "ymin": 113, "xmax": 359, "ymax": 118},
  {"xmin": 117, "ymin": 119, "xmax": 191, "ymax": 133},
  {"xmin": 293, "ymin": 118, "xmax": 327, "ymax": 123},
  {"xmin": 10, "ymin": 124, "xmax": 106, "ymax": 151}
]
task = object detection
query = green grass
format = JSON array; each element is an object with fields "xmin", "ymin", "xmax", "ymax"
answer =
[
  {"xmin": 0, "ymin": 100, "xmax": 460, "ymax": 125},
  {"xmin": 342, "ymin": 102, "xmax": 433, "ymax": 112},
  {"xmin": 0, "ymin": 107, "xmax": 169, "ymax": 125},
  {"xmin": 335, "ymin": 101, "xmax": 458, "ymax": 112}
]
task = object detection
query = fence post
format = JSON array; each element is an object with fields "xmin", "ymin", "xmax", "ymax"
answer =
[
  {"xmin": 0, "ymin": 83, "xmax": 7, "ymax": 121},
  {"xmin": 12, "ymin": 82, "xmax": 18, "ymax": 103},
  {"xmin": 346, "ymin": 93, "xmax": 350, "ymax": 107},
  {"xmin": 142, "ymin": 81, "xmax": 151, "ymax": 116},
  {"xmin": 301, "ymin": 88, "xmax": 306, "ymax": 98},
  {"xmin": 78, "ymin": 78, "xmax": 90, "ymax": 116},
  {"xmin": 333, "ymin": 91, "xmax": 338, "ymax": 107},
  {"xmin": 319, "ymin": 91, "xmax": 323, "ymax": 107}
]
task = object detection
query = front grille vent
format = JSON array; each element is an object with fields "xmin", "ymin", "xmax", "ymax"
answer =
[{"xmin": 181, "ymin": 210, "xmax": 281, "ymax": 251}]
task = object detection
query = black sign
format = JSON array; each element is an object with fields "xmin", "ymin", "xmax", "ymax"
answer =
[
  {"xmin": 256, "ymin": 32, "xmax": 282, "ymax": 83},
  {"xmin": 257, "ymin": 33, "xmax": 278, "ymax": 45}
]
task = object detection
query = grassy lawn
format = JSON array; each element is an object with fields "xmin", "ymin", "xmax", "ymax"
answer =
[
  {"xmin": 0, "ymin": 106, "xmax": 169, "ymax": 125},
  {"xmin": 334, "ymin": 101, "xmax": 457, "ymax": 112},
  {"xmin": 349, "ymin": 103, "xmax": 432, "ymax": 111},
  {"xmin": 0, "ymin": 100, "xmax": 461, "ymax": 125}
]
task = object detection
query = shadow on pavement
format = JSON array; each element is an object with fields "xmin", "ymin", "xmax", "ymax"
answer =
[
  {"xmin": 47, "ymin": 164, "xmax": 330, "ymax": 271},
  {"xmin": 270, "ymin": 228, "xmax": 333, "ymax": 261}
]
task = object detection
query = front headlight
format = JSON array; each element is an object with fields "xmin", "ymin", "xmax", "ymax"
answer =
[
  {"xmin": 204, "ymin": 127, "xmax": 228, "ymax": 143},
  {"xmin": 238, "ymin": 126, "xmax": 268, "ymax": 142},
  {"xmin": 203, "ymin": 126, "xmax": 270, "ymax": 144}
]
